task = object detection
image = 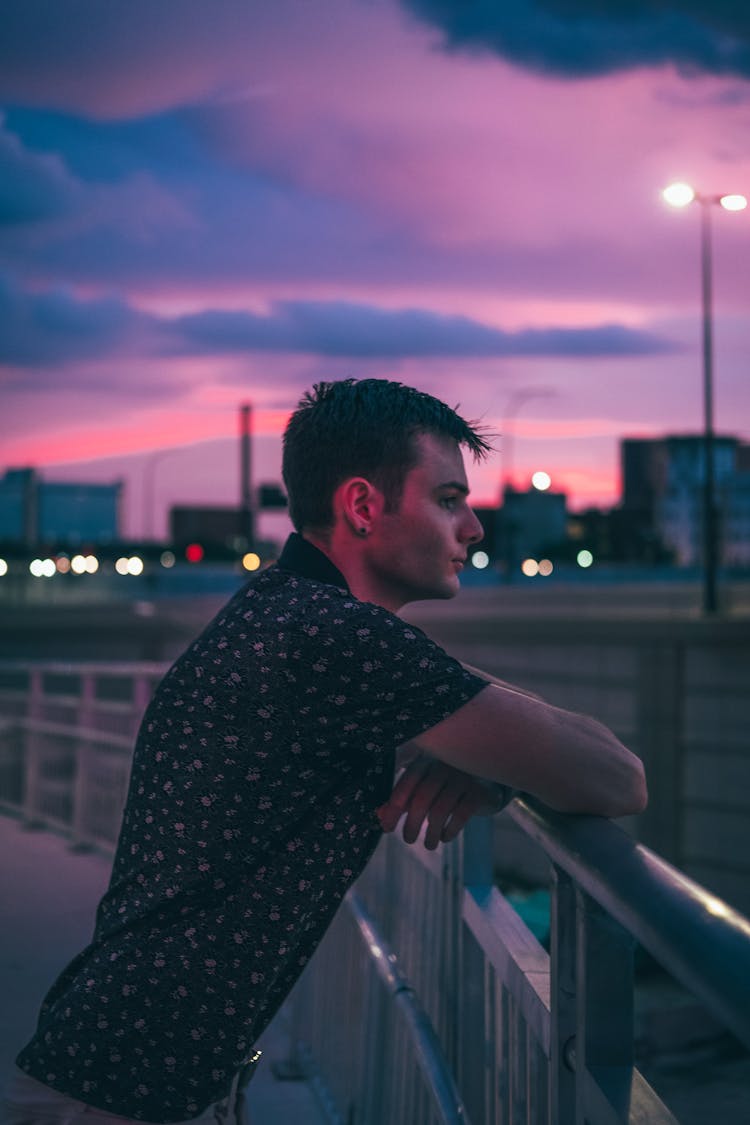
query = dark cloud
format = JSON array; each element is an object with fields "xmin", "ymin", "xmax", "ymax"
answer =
[
  {"xmin": 0, "ymin": 275, "xmax": 146, "ymax": 365},
  {"xmin": 4, "ymin": 106, "xmax": 212, "ymax": 184},
  {"xmin": 401, "ymin": 0, "xmax": 750, "ymax": 79},
  {"xmin": 173, "ymin": 299, "xmax": 676, "ymax": 358},
  {"xmin": 0, "ymin": 114, "xmax": 78, "ymax": 224},
  {"xmin": 0, "ymin": 107, "xmax": 395, "ymax": 292}
]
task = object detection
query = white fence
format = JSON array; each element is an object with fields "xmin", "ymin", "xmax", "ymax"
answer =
[{"xmin": 0, "ymin": 662, "xmax": 164, "ymax": 848}]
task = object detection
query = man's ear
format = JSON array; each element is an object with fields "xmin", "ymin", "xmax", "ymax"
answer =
[{"xmin": 334, "ymin": 477, "xmax": 385, "ymax": 537}]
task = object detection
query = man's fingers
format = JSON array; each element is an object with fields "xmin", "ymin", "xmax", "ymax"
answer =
[
  {"xmin": 376, "ymin": 759, "xmax": 501, "ymax": 849},
  {"xmin": 401, "ymin": 770, "xmax": 451, "ymax": 844},
  {"xmin": 423, "ymin": 787, "xmax": 466, "ymax": 850},
  {"xmin": 376, "ymin": 757, "xmax": 430, "ymax": 832},
  {"xmin": 439, "ymin": 794, "xmax": 478, "ymax": 844}
]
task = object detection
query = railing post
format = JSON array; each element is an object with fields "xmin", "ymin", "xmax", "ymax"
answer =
[
  {"xmin": 636, "ymin": 641, "xmax": 684, "ymax": 864},
  {"xmin": 459, "ymin": 818, "xmax": 493, "ymax": 1122},
  {"xmin": 461, "ymin": 816, "xmax": 494, "ymax": 891},
  {"xmin": 23, "ymin": 668, "xmax": 44, "ymax": 826},
  {"xmin": 71, "ymin": 671, "xmax": 95, "ymax": 848},
  {"xmin": 575, "ymin": 889, "xmax": 636, "ymax": 1124},
  {"xmin": 550, "ymin": 866, "xmax": 577, "ymax": 1125},
  {"xmin": 440, "ymin": 828, "xmax": 463, "ymax": 1071}
]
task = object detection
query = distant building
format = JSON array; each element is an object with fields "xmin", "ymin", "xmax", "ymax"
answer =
[
  {"xmin": 0, "ymin": 469, "xmax": 37, "ymax": 544},
  {"xmin": 724, "ymin": 471, "xmax": 750, "ymax": 567},
  {"xmin": 499, "ymin": 485, "xmax": 567, "ymax": 569},
  {"xmin": 0, "ymin": 467, "xmax": 121, "ymax": 545},
  {"xmin": 467, "ymin": 506, "xmax": 499, "ymax": 564},
  {"xmin": 620, "ymin": 435, "xmax": 748, "ymax": 567},
  {"xmin": 170, "ymin": 506, "xmax": 243, "ymax": 550},
  {"xmin": 620, "ymin": 439, "xmax": 670, "ymax": 559}
]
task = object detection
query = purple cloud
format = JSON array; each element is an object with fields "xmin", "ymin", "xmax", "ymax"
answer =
[
  {"xmin": 173, "ymin": 300, "xmax": 677, "ymax": 358},
  {"xmin": 0, "ymin": 277, "xmax": 677, "ymax": 369},
  {"xmin": 0, "ymin": 275, "xmax": 148, "ymax": 367}
]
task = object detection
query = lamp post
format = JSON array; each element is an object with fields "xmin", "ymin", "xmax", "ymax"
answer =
[
  {"xmin": 499, "ymin": 388, "xmax": 554, "ymax": 497},
  {"xmin": 662, "ymin": 182, "xmax": 747, "ymax": 615},
  {"xmin": 142, "ymin": 449, "xmax": 178, "ymax": 541}
]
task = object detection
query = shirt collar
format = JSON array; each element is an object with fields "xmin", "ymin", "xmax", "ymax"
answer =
[{"xmin": 277, "ymin": 533, "xmax": 350, "ymax": 592}]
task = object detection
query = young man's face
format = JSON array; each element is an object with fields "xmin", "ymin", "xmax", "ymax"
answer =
[{"xmin": 365, "ymin": 432, "xmax": 484, "ymax": 610}]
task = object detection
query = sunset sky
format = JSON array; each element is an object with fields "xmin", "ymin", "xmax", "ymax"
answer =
[{"xmin": 1, "ymin": 0, "xmax": 748, "ymax": 538}]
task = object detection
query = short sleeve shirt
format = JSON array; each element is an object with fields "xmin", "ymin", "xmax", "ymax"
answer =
[{"xmin": 17, "ymin": 534, "xmax": 487, "ymax": 1122}]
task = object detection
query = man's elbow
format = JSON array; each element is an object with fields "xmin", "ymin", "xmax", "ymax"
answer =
[
  {"xmin": 631, "ymin": 762, "xmax": 649, "ymax": 814},
  {"xmin": 611, "ymin": 759, "xmax": 648, "ymax": 818}
]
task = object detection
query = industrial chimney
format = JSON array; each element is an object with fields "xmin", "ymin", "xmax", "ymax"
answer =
[{"xmin": 239, "ymin": 402, "xmax": 255, "ymax": 546}]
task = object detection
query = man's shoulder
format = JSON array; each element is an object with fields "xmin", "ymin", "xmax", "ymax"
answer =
[{"xmin": 198, "ymin": 566, "xmax": 436, "ymax": 656}]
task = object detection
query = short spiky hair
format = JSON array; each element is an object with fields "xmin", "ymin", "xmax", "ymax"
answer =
[{"xmin": 282, "ymin": 378, "xmax": 492, "ymax": 533}]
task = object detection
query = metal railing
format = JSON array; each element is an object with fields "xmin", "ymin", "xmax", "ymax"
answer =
[
  {"xmin": 2, "ymin": 661, "xmax": 750, "ymax": 1123},
  {"xmin": 287, "ymin": 809, "xmax": 750, "ymax": 1124},
  {"xmin": 0, "ymin": 661, "xmax": 165, "ymax": 848}
]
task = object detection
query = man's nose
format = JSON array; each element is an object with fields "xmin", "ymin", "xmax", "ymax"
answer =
[{"xmin": 461, "ymin": 508, "xmax": 484, "ymax": 544}]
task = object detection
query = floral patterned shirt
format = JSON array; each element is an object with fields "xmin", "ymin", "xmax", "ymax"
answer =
[{"xmin": 17, "ymin": 534, "xmax": 487, "ymax": 1121}]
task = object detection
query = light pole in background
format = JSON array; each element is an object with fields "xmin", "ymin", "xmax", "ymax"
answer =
[
  {"xmin": 499, "ymin": 388, "xmax": 554, "ymax": 497},
  {"xmin": 662, "ymin": 182, "xmax": 747, "ymax": 614},
  {"xmin": 142, "ymin": 449, "xmax": 179, "ymax": 541}
]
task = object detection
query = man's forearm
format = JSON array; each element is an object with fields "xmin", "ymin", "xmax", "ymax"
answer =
[{"xmin": 411, "ymin": 682, "xmax": 648, "ymax": 818}]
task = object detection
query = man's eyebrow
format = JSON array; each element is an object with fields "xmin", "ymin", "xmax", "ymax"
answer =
[{"xmin": 437, "ymin": 481, "xmax": 470, "ymax": 494}]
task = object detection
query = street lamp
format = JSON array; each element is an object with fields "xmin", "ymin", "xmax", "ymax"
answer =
[
  {"xmin": 143, "ymin": 449, "xmax": 179, "ymax": 541},
  {"xmin": 499, "ymin": 388, "xmax": 554, "ymax": 496},
  {"xmin": 662, "ymin": 182, "xmax": 747, "ymax": 614}
]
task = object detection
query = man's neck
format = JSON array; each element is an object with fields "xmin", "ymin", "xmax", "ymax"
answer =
[{"xmin": 301, "ymin": 530, "xmax": 402, "ymax": 613}]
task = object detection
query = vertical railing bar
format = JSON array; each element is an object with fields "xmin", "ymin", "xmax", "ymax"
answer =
[
  {"xmin": 550, "ymin": 866, "xmax": 577, "ymax": 1125},
  {"xmin": 70, "ymin": 672, "xmax": 94, "ymax": 848},
  {"xmin": 23, "ymin": 667, "xmax": 44, "ymax": 825},
  {"xmin": 576, "ymin": 887, "xmax": 636, "ymax": 1124},
  {"xmin": 501, "ymin": 984, "xmax": 510, "ymax": 1125},
  {"xmin": 485, "ymin": 960, "xmax": 496, "ymax": 1125}
]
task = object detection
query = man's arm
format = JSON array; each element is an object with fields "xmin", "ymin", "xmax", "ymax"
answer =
[{"xmin": 406, "ymin": 682, "xmax": 646, "ymax": 818}]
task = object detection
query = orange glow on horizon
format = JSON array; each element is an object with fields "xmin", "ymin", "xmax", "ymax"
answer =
[
  {"xmin": 468, "ymin": 458, "xmax": 618, "ymax": 513},
  {"xmin": 2, "ymin": 408, "xmax": 292, "ymax": 469}
]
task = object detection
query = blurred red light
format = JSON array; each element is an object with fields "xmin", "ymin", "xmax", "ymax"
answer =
[{"xmin": 185, "ymin": 543, "xmax": 204, "ymax": 563}]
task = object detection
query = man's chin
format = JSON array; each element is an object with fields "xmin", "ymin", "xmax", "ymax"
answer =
[{"xmin": 408, "ymin": 579, "xmax": 460, "ymax": 605}]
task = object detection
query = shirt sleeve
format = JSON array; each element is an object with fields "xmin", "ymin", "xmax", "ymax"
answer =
[{"xmin": 289, "ymin": 594, "xmax": 489, "ymax": 757}]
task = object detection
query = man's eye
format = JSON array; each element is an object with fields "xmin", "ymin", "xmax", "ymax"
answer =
[{"xmin": 440, "ymin": 496, "xmax": 458, "ymax": 510}]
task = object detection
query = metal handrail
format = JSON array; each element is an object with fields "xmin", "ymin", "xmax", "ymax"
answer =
[
  {"xmin": 346, "ymin": 890, "xmax": 471, "ymax": 1125},
  {"xmin": 510, "ymin": 796, "xmax": 750, "ymax": 1049}
]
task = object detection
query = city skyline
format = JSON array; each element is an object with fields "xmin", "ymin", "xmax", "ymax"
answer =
[{"xmin": 1, "ymin": 1, "xmax": 749, "ymax": 536}]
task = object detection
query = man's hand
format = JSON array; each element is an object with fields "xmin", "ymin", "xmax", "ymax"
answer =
[{"xmin": 376, "ymin": 755, "xmax": 514, "ymax": 851}]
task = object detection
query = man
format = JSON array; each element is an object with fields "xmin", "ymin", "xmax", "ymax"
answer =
[{"xmin": 6, "ymin": 378, "xmax": 646, "ymax": 1124}]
